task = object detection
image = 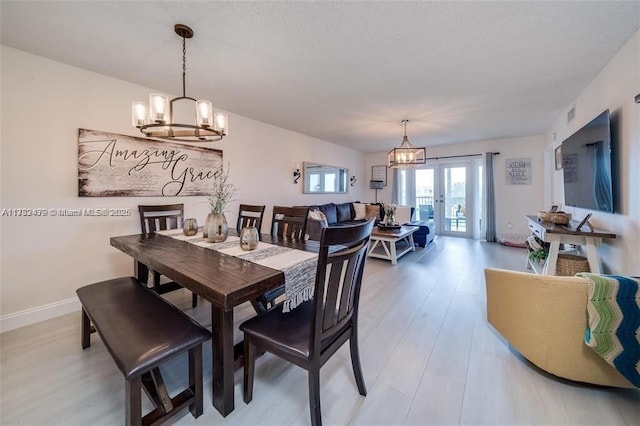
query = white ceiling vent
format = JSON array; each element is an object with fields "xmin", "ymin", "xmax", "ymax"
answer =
[{"xmin": 567, "ymin": 106, "xmax": 576, "ymax": 123}]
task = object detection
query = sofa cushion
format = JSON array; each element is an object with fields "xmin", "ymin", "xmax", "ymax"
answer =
[
  {"xmin": 336, "ymin": 202, "xmax": 354, "ymax": 222},
  {"xmin": 316, "ymin": 203, "xmax": 337, "ymax": 224}
]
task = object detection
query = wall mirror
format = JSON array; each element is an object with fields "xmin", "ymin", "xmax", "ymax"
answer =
[{"xmin": 303, "ymin": 162, "xmax": 349, "ymax": 194}]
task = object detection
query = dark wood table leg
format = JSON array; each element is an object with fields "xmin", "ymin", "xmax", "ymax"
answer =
[
  {"xmin": 134, "ymin": 260, "xmax": 149, "ymax": 284},
  {"xmin": 211, "ymin": 305, "xmax": 234, "ymax": 416}
]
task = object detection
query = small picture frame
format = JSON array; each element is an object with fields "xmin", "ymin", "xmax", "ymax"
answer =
[
  {"xmin": 371, "ymin": 165, "xmax": 387, "ymax": 186},
  {"xmin": 549, "ymin": 205, "xmax": 559, "ymax": 213},
  {"xmin": 576, "ymin": 213, "xmax": 593, "ymax": 232},
  {"xmin": 555, "ymin": 145, "xmax": 563, "ymax": 170}
]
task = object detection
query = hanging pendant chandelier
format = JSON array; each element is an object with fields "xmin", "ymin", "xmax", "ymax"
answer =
[
  {"xmin": 387, "ymin": 119, "xmax": 426, "ymax": 167},
  {"xmin": 131, "ymin": 24, "xmax": 228, "ymax": 142}
]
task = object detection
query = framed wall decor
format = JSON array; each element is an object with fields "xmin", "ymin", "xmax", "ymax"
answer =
[
  {"xmin": 555, "ymin": 145, "xmax": 563, "ymax": 170},
  {"xmin": 371, "ymin": 165, "xmax": 387, "ymax": 186},
  {"xmin": 505, "ymin": 157, "xmax": 532, "ymax": 185}
]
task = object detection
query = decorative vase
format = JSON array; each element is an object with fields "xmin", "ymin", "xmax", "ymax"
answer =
[
  {"xmin": 183, "ymin": 218, "xmax": 198, "ymax": 236},
  {"xmin": 240, "ymin": 226, "xmax": 259, "ymax": 251},
  {"xmin": 384, "ymin": 213, "xmax": 396, "ymax": 226},
  {"xmin": 384, "ymin": 205, "xmax": 397, "ymax": 226},
  {"xmin": 204, "ymin": 212, "xmax": 228, "ymax": 243}
]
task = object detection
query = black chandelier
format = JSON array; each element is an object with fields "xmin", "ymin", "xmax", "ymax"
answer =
[{"xmin": 132, "ymin": 24, "xmax": 228, "ymax": 142}]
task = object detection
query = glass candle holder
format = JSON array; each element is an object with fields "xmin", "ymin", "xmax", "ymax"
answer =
[
  {"xmin": 183, "ymin": 218, "xmax": 198, "ymax": 236},
  {"xmin": 240, "ymin": 226, "xmax": 259, "ymax": 251}
]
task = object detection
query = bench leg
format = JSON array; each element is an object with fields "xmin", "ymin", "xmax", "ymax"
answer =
[
  {"xmin": 189, "ymin": 345, "xmax": 203, "ymax": 418},
  {"xmin": 81, "ymin": 308, "xmax": 91, "ymax": 349},
  {"xmin": 141, "ymin": 368, "xmax": 173, "ymax": 413},
  {"xmin": 126, "ymin": 375, "xmax": 142, "ymax": 426}
]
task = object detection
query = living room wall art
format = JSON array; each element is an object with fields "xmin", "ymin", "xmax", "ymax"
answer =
[
  {"xmin": 505, "ymin": 157, "xmax": 532, "ymax": 185},
  {"xmin": 371, "ymin": 165, "xmax": 387, "ymax": 186},
  {"xmin": 78, "ymin": 129, "xmax": 223, "ymax": 197}
]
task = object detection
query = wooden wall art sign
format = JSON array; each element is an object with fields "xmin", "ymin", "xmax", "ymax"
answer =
[{"xmin": 78, "ymin": 129, "xmax": 223, "ymax": 197}]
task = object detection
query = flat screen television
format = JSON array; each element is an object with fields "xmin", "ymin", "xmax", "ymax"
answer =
[{"xmin": 562, "ymin": 109, "xmax": 613, "ymax": 213}]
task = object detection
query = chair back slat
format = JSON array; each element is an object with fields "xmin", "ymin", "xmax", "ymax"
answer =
[
  {"xmin": 312, "ymin": 219, "xmax": 374, "ymax": 349},
  {"xmin": 237, "ymin": 204, "xmax": 266, "ymax": 233},
  {"xmin": 338, "ymin": 255, "xmax": 359, "ymax": 320},
  {"xmin": 271, "ymin": 206, "xmax": 309, "ymax": 240},
  {"xmin": 138, "ymin": 204, "xmax": 184, "ymax": 234}
]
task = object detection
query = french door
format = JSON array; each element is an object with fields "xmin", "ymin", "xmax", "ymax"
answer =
[{"xmin": 413, "ymin": 163, "xmax": 474, "ymax": 238}]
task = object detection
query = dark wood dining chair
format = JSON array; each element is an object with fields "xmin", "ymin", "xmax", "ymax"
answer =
[
  {"xmin": 251, "ymin": 206, "xmax": 310, "ymax": 312},
  {"xmin": 236, "ymin": 204, "xmax": 266, "ymax": 233},
  {"xmin": 240, "ymin": 218, "xmax": 375, "ymax": 426},
  {"xmin": 138, "ymin": 204, "xmax": 198, "ymax": 308},
  {"xmin": 270, "ymin": 206, "xmax": 309, "ymax": 240}
]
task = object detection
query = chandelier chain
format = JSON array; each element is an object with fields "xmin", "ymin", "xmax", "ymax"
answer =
[
  {"xmin": 132, "ymin": 23, "xmax": 227, "ymax": 142},
  {"xmin": 182, "ymin": 35, "xmax": 187, "ymax": 97}
]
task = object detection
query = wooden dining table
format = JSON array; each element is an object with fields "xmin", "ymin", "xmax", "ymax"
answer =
[{"xmin": 110, "ymin": 231, "xmax": 319, "ymax": 417}]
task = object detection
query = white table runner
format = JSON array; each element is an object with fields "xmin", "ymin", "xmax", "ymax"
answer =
[{"xmin": 158, "ymin": 230, "xmax": 317, "ymax": 312}]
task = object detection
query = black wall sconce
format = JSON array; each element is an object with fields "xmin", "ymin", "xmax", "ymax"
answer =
[
  {"xmin": 350, "ymin": 176, "xmax": 357, "ymax": 186},
  {"xmin": 635, "ymin": 93, "xmax": 640, "ymax": 103},
  {"xmin": 293, "ymin": 164, "xmax": 301, "ymax": 184}
]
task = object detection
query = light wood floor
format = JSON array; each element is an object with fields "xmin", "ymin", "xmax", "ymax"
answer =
[{"xmin": 2, "ymin": 237, "xmax": 639, "ymax": 425}]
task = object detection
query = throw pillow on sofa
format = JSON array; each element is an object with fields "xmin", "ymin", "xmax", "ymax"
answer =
[
  {"xmin": 353, "ymin": 203, "xmax": 366, "ymax": 220},
  {"xmin": 395, "ymin": 206, "xmax": 413, "ymax": 225},
  {"xmin": 308, "ymin": 209, "xmax": 327, "ymax": 224},
  {"xmin": 364, "ymin": 204, "xmax": 382, "ymax": 221}
]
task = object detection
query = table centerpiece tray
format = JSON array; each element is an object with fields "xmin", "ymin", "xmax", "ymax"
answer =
[{"xmin": 377, "ymin": 223, "xmax": 402, "ymax": 231}]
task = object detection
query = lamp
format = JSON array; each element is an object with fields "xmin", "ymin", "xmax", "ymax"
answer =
[
  {"xmin": 387, "ymin": 119, "xmax": 426, "ymax": 167},
  {"xmin": 370, "ymin": 180, "xmax": 384, "ymax": 203},
  {"xmin": 132, "ymin": 24, "xmax": 228, "ymax": 142},
  {"xmin": 293, "ymin": 167, "xmax": 301, "ymax": 184},
  {"xmin": 350, "ymin": 176, "xmax": 357, "ymax": 186}
]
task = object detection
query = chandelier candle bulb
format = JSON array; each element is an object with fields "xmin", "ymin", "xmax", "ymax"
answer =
[
  {"xmin": 149, "ymin": 93, "xmax": 169, "ymax": 123},
  {"xmin": 131, "ymin": 102, "xmax": 148, "ymax": 127},
  {"xmin": 197, "ymin": 100, "xmax": 213, "ymax": 127},
  {"xmin": 214, "ymin": 113, "xmax": 228, "ymax": 135}
]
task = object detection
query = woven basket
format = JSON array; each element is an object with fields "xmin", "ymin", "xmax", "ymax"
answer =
[{"xmin": 556, "ymin": 254, "xmax": 590, "ymax": 276}]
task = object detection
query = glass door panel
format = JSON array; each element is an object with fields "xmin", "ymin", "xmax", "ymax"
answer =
[
  {"xmin": 439, "ymin": 164, "xmax": 472, "ymax": 237},
  {"xmin": 415, "ymin": 168, "xmax": 435, "ymax": 224}
]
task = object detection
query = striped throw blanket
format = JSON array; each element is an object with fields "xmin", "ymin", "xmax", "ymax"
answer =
[{"xmin": 578, "ymin": 273, "xmax": 640, "ymax": 387}]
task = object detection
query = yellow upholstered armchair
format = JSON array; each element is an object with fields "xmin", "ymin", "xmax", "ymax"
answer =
[{"xmin": 484, "ymin": 268, "xmax": 635, "ymax": 388}]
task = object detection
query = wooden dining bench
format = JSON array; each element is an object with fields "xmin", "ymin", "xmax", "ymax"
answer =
[{"xmin": 76, "ymin": 277, "xmax": 211, "ymax": 426}]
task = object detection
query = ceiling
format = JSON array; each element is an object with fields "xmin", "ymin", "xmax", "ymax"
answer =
[{"xmin": 1, "ymin": 1, "xmax": 638, "ymax": 153}]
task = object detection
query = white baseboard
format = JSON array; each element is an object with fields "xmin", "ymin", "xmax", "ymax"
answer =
[{"xmin": 0, "ymin": 297, "xmax": 81, "ymax": 333}]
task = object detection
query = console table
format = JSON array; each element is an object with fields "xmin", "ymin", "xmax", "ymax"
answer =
[{"xmin": 525, "ymin": 215, "xmax": 616, "ymax": 275}]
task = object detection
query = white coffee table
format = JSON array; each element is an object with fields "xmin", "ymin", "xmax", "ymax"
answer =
[{"xmin": 367, "ymin": 225, "xmax": 419, "ymax": 265}]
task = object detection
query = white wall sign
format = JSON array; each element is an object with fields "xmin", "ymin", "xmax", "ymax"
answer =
[
  {"xmin": 505, "ymin": 157, "xmax": 532, "ymax": 185},
  {"xmin": 78, "ymin": 129, "xmax": 223, "ymax": 196}
]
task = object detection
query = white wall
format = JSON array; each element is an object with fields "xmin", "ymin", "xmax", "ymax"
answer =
[
  {"xmin": 548, "ymin": 30, "xmax": 640, "ymax": 275},
  {"xmin": 0, "ymin": 46, "xmax": 365, "ymax": 330},
  {"xmin": 365, "ymin": 135, "xmax": 547, "ymax": 240}
]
